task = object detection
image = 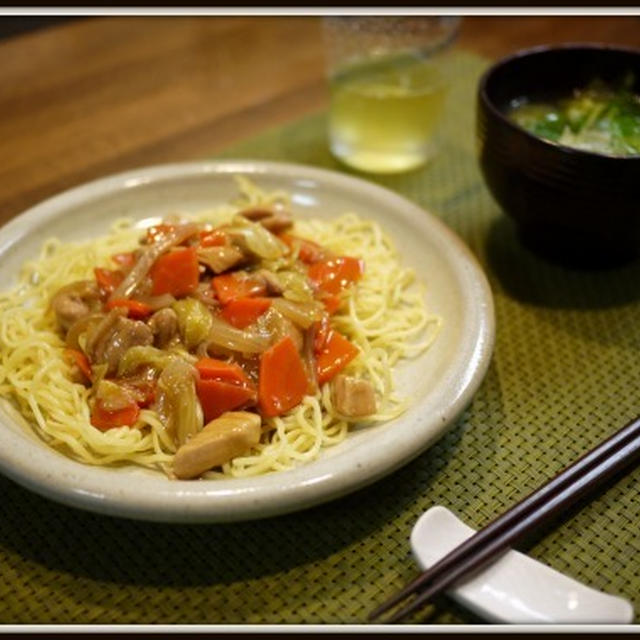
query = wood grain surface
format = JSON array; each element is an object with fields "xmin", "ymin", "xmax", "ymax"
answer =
[{"xmin": 1, "ymin": 15, "xmax": 639, "ymax": 225}]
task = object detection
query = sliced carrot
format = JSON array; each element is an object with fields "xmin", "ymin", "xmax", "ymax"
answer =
[
  {"xmin": 63, "ymin": 348, "xmax": 92, "ymax": 381},
  {"xmin": 94, "ymin": 267, "xmax": 124, "ymax": 295},
  {"xmin": 150, "ymin": 246, "xmax": 199, "ymax": 297},
  {"xmin": 111, "ymin": 252, "xmax": 137, "ymax": 268},
  {"xmin": 146, "ymin": 223, "xmax": 176, "ymax": 244},
  {"xmin": 90, "ymin": 399, "xmax": 140, "ymax": 431},
  {"xmin": 196, "ymin": 378, "xmax": 257, "ymax": 423},
  {"xmin": 316, "ymin": 330, "xmax": 359, "ymax": 385},
  {"xmin": 279, "ymin": 233, "xmax": 325, "ymax": 264},
  {"xmin": 211, "ymin": 272, "xmax": 267, "ymax": 305},
  {"xmin": 195, "ymin": 357, "xmax": 252, "ymax": 386},
  {"xmin": 221, "ymin": 297, "xmax": 272, "ymax": 329},
  {"xmin": 321, "ymin": 293, "xmax": 341, "ymax": 315},
  {"xmin": 105, "ymin": 298, "xmax": 154, "ymax": 319},
  {"xmin": 258, "ymin": 336, "xmax": 308, "ymax": 417},
  {"xmin": 199, "ymin": 229, "xmax": 228, "ymax": 247},
  {"xmin": 308, "ymin": 256, "xmax": 364, "ymax": 295}
]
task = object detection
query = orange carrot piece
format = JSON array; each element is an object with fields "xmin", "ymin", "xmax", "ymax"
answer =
[
  {"xmin": 90, "ymin": 399, "xmax": 140, "ymax": 431},
  {"xmin": 221, "ymin": 297, "xmax": 272, "ymax": 329},
  {"xmin": 150, "ymin": 246, "xmax": 199, "ymax": 297},
  {"xmin": 146, "ymin": 223, "xmax": 176, "ymax": 244},
  {"xmin": 63, "ymin": 348, "xmax": 92, "ymax": 381},
  {"xmin": 195, "ymin": 357, "xmax": 252, "ymax": 386},
  {"xmin": 279, "ymin": 233, "xmax": 325, "ymax": 264},
  {"xmin": 308, "ymin": 256, "xmax": 364, "ymax": 295},
  {"xmin": 199, "ymin": 229, "xmax": 228, "ymax": 247},
  {"xmin": 94, "ymin": 267, "xmax": 124, "ymax": 295},
  {"xmin": 321, "ymin": 293, "xmax": 341, "ymax": 315},
  {"xmin": 196, "ymin": 378, "xmax": 257, "ymax": 423},
  {"xmin": 211, "ymin": 273, "xmax": 267, "ymax": 305},
  {"xmin": 316, "ymin": 330, "xmax": 359, "ymax": 385},
  {"xmin": 258, "ymin": 336, "xmax": 308, "ymax": 417},
  {"xmin": 105, "ymin": 298, "xmax": 154, "ymax": 319}
]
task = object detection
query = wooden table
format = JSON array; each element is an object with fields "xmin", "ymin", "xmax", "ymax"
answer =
[{"xmin": 2, "ymin": 15, "xmax": 639, "ymax": 227}]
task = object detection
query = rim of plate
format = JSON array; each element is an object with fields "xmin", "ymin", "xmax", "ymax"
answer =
[{"xmin": 0, "ymin": 160, "xmax": 495, "ymax": 523}]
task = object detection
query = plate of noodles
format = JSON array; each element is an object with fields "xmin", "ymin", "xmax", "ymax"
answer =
[{"xmin": 0, "ymin": 160, "xmax": 494, "ymax": 522}]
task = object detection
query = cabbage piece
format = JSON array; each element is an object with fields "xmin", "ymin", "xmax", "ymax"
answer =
[
  {"xmin": 117, "ymin": 345, "xmax": 179, "ymax": 377},
  {"xmin": 227, "ymin": 215, "xmax": 286, "ymax": 260},
  {"xmin": 156, "ymin": 358, "xmax": 203, "ymax": 447},
  {"xmin": 278, "ymin": 270, "xmax": 315, "ymax": 303},
  {"xmin": 271, "ymin": 297, "xmax": 323, "ymax": 329},
  {"xmin": 173, "ymin": 298, "xmax": 214, "ymax": 350}
]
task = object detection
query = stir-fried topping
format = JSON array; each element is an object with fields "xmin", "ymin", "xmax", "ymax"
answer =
[{"xmin": 51, "ymin": 208, "xmax": 375, "ymax": 477}]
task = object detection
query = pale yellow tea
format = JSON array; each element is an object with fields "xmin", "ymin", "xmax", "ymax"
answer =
[{"xmin": 328, "ymin": 54, "xmax": 447, "ymax": 173}]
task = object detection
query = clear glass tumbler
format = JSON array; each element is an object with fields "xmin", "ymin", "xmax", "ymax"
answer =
[{"xmin": 323, "ymin": 16, "xmax": 460, "ymax": 174}]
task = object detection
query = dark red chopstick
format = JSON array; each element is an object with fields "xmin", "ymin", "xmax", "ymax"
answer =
[{"xmin": 369, "ymin": 414, "xmax": 640, "ymax": 623}]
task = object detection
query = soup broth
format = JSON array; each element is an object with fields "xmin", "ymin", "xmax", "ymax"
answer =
[{"xmin": 508, "ymin": 77, "xmax": 640, "ymax": 156}]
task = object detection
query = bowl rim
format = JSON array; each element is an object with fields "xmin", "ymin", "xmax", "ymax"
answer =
[{"xmin": 477, "ymin": 42, "xmax": 640, "ymax": 162}]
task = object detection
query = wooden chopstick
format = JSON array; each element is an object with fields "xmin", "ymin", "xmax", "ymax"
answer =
[{"xmin": 369, "ymin": 414, "xmax": 640, "ymax": 623}]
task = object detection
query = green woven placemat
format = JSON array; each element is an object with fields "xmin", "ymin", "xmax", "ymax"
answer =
[{"xmin": 2, "ymin": 50, "xmax": 640, "ymax": 626}]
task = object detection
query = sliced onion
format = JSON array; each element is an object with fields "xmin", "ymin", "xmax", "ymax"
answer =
[
  {"xmin": 110, "ymin": 222, "xmax": 199, "ymax": 301},
  {"xmin": 156, "ymin": 358, "xmax": 202, "ymax": 447},
  {"xmin": 65, "ymin": 313, "xmax": 104, "ymax": 351},
  {"xmin": 95, "ymin": 379, "xmax": 136, "ymax": 412},
  {"xmin": 205, "ymin": 315, "xmax": 271, "ymax": 355},
  {"xmin": 84, "ymin": 308, "xmax": 125, "ymax": 361},
  {"xmin": 271, "ymin": 297, "xmax": 323, "ymax": 330},
  {"xmin": 255, "ymin": 307, "xmax": 303, "ymax": 352},
  {"xmin": 301, "ymin": 326, "xmax": 318, "ymax": 395},
  {"xmin": 135, "ymin": 293, "xmax": 176, "ymax": 311}
]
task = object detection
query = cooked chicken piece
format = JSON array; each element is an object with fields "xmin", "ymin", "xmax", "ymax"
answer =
[
  {"xmin": 197, "ymin": 245, "xmax": 245, "ymax": 274},
  {"xmin": 331, "ymin": 375, "xmax": 377, "ymax": 418},
  {"xmin": 85, "ymin": 309, "xmax": 154, "ymax": 375},
  {"xmin": 147, "ymin": 307, "xmax": 179, "ymax": 348},
  {"xmin": 173, "ymin": 411, "xmax": 262, "ymax": 479},
  {"xmin": 51, "ymin": 280, "xmax": 101, "ymax": 332},
  {"xmin": 239, "ymin": 206, "xmax": 293, "ymax": 233}
]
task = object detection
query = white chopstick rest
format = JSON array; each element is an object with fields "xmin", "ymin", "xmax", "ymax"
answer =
[{"xmin": 410, "ymin": 506, "xmax": 634, "ymax": 624}]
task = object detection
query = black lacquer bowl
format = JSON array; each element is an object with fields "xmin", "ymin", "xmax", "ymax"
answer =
[{"xmin": 477, "ymin": 44, "xmax": 640, "ymax": 266}]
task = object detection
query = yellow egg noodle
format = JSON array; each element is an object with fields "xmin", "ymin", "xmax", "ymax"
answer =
[{"xmin": 0, "ymin": 178, "xmax": 442, "ymax": 478}]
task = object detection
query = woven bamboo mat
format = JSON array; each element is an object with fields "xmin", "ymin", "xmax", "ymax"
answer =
[{"xmin": 2, "ymin": 50, "xmax": 640, "ymax": 625}]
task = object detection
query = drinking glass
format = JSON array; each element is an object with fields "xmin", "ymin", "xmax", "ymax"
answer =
[{"xmin": 323, "ymin": 16, "xmax": 460, "ymax": 173}]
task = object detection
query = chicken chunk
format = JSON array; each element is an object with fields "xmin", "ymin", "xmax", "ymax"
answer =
[
  {"xmin": 331, "ymin": 375, "xmax": 377, "ymax": 418},
  {"xmin": 239, "ymin": 206, "xmax": 293, "ymax": 233},
  {"xmin": 147, "ymin": 307, "xmax": 179, "ymax": 348},
  {"xmin": 51, "ymin": 280, "xmax": 101, "ymax": 332},
  {"xmin": 197, "ymin": 245, "xmax": 245, "ymax": 274},
  {"xmin": 172, "ymin": 411, "xmax": 262, "ymax": 479},
  {"xmin": 85, "ymin": 309, "xmax": 154, "ymax": 375}
]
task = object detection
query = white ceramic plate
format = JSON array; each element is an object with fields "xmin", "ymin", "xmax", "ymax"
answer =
[{"xmin": 0, "ymin": 160, "xmax": 494, "ymax": 523}]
